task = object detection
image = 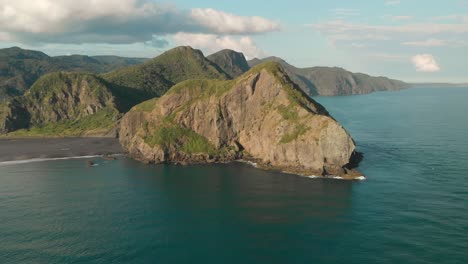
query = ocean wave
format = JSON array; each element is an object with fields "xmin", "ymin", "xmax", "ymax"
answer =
[
  {"xmin": 236, "ymin": 160, "xmax": 258, "ymax": 167},
  {"xmin": 0, "ymin": 155, "xmax": 121, "ymax": 166}
]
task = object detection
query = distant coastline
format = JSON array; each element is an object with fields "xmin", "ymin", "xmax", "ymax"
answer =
[
  {"xmin": 0, "ymin": 137, "xmax": 123, "ymax": 163},
  {"xmin": 410, "ymin": 83, "xmax": 468, "ymax": 88}
]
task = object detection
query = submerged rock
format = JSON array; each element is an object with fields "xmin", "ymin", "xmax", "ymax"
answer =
[{"xmin": 119, "ymin": 62, "xmax": 362, "ymax": 178}]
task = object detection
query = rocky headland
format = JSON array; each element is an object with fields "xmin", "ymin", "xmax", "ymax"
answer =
[{"xmin": 119, "ymin": 62, "xmax": 362, "ymax": 179}]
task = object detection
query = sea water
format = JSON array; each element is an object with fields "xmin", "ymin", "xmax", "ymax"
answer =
[{"xmin": 0, "ymin": 88, "xmax": 467, "ymax": 263}]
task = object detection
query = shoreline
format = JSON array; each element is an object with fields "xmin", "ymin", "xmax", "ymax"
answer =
[{"xmin": 0, "ymin": 137, "xmax": 124, "ymax": 163}]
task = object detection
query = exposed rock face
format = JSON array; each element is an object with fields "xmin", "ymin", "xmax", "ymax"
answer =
[
  {"xmin": 207, "ymin": 49, "xmax": 250, "ymax": 78},
  {"xmin": 0, "ymin": 99, "xmax": 30, "ymax": 133},
  {"xmin": 23, "ymin": 72, "xmax": 116, "ymax": 125},
  {"xmin": 120, "ymin": 62, "xmax": 361, "ymax": 178}
]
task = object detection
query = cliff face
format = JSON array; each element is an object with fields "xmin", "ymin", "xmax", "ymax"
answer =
[
  {"xmin": 0, "ymin": 72, "xmax": 120, "ymax": 136},
  {"xmin": 120, "ymin": 62, "xmax": 361, "ymax": 178},
  {"xmin": 24, "ymin": 72, "xmax": 116, "ymax": 125}
]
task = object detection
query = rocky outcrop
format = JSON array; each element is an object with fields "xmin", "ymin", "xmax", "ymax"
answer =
[
  {"xmin": 23, "ymin": 72, "xmax": 116, "ymax": 125},
  {"xmin": 119, "ymin": 62, "xmax": 362, "ymax": 178},
  {"xmin": 0, "ymin": 99, "xmax": 30, "ymax": 134}
]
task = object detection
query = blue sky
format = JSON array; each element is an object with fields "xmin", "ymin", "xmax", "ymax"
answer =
[{"xmin": 1, "ymin": 0, "xmax": 467, "ymax": 82}]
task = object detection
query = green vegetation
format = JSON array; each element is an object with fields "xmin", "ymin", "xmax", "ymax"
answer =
[
  {"xmin": 280, "ymin": 124, "xmax": 309, "ymax": 144},
  {"xmin": 249, "ymin": 57, "xmax": 407, "ymax": 96},
  {"xmin": 245, "ymin": 62, "xmax": 320, "ymax": 113},
  {"xmin": 6, "ymin": 107, "xmax": 119, "ymax": 137},
  {"xmin": 132, "ymin": 98, "xmax": 159, "ymax": 112},
  {"xmin": 0, "ymin": 46, "xmax": 147, "ymax": 101},
  {"xmin": 168, "ymin": 79, "xmax": 234, "ymax": 98},
  {"xmin": 145, "ymin": 125, "xmax": 217, "ymax": 155},
  {"xmin": 102, "ymin": 46, "xmax": 229, "ymax": 99},
  {"xmin": 276, "ymin": 104, "xmax": 299, "ymax": 121}
]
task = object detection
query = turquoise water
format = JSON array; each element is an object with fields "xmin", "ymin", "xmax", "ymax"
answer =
[{"xmin": 1, "ymin": 88, "xmax": 467, "ymax": 263}]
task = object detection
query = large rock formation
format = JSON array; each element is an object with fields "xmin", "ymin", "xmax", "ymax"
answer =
[{"xmin": 120, "ymin": 62, "xmax": 362, "ymax": 178}]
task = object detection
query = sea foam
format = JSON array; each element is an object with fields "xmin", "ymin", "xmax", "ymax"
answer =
[{"xmin": 0, "ymin": 155, "xmax": 106, "ymax": 166}]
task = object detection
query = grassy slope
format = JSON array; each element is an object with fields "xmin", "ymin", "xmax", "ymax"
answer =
[
  {"xmin": 0, "ymin": 47, "xmax": 147, "ymax": 101},
  {"xmin": 103, "ymin": 46, "xmax": 229, "ymax": 99}
]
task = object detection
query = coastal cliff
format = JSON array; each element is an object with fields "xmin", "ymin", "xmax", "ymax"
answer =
[{"xmin": 119, "ymin": 62, "xmax": 361, "ymax": 178}]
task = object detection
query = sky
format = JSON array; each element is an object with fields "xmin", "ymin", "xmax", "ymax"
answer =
[{"xmin": 0, "ymin": 0, "xmax": 467, "ymax": 82}]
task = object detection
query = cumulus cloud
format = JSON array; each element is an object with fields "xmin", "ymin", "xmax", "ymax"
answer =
[
  {"xmin": 173, "ymin": 33, "xmax": 266, "ymax": 59},
  {"xmin": 411, "ymin": 54, "xmax": 441, "ymax": 72},
  {"xmin": 190, "ymin": 8, "xmax": 280, "ymax": 34},
  {"xmin": 0, "ymin": 0, "xmax": 279, "ymax": 44}
]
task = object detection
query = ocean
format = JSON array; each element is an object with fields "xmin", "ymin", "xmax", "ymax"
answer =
[{"xmin": 0, "ymin": 87, "xmax": 467, "ymax": 263}]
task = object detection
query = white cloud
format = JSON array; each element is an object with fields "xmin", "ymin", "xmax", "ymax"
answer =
[
  {"xmin": 0, "ymin": 0, "xmax": 279, "ymax": 44},
  {"xmin": 402, "ymin": 39, "xmax": 447, "ymax": 47},
  {"xmin": 190, "ymin": 8, "xmax": 280, "ymax": 34},
  {"xmin": 411, "ymin": 54, "xmax": 440, "ymax": 72},
  {"xmin": 309, "ymin": 20, "xmax": 468, "ymax": 35},
  {"xmin": 308, "ymin": 19, "xmax": 468, "ymax": 50},
  {"xmin": 384, "ymin": 15, "xmax": 413, "ymax": 21},
  {"xmin": 173, "ymin": 33, "xmax": 266, "ymax": 59},
  {"xmin": 385, "ymin": 0, "xmax": 401, "ymax": 5}
]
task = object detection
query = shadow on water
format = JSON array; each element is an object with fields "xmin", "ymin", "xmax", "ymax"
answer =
[{"xmin": 124, "ymin": 161, "xmax": 356, "ymax": 263}]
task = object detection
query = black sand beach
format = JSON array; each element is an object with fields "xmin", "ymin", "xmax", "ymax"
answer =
[{"xmin": 0, "ymin": 138, "xmax": 124, "ymax": 162}]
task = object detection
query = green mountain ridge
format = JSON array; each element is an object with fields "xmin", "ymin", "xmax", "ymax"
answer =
[
  {"xmin": 248, "ymin": 56, "xmax": 408, "ymax": 96},
  {"xmin": 102, "ymin": 46, "xmax": 229, "ymax": 99},
  {"xmin": 0, "ymin": 47, "xmax": 231, "ymax": 137},
  {"xmin": 0, "ymin": 47, "xmax": 148, "ymax": 101}
]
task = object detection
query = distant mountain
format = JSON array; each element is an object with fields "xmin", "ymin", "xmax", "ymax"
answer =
[
  {"xmin": 0, "ymin": 47, "xmax": 147, "ymax": 101},
  {"xmin": 248, "ymin": 57, "xmax": 408, "ymax": 96},
  {"xmin": 207, "ymin": 49, "xmax": 250, "ymax": 78},
  {"xmin": 0, "ymin": 46, "xmax": 231, "ymax": 136},
  {"xmin": 102, "ymin": 46, "xmax": 229, "ymax": 99}
]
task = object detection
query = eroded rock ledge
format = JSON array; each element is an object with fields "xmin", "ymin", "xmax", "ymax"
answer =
[{"xmin": 119, "ymin": 62, "xmax": 362, "ymax": 179}]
